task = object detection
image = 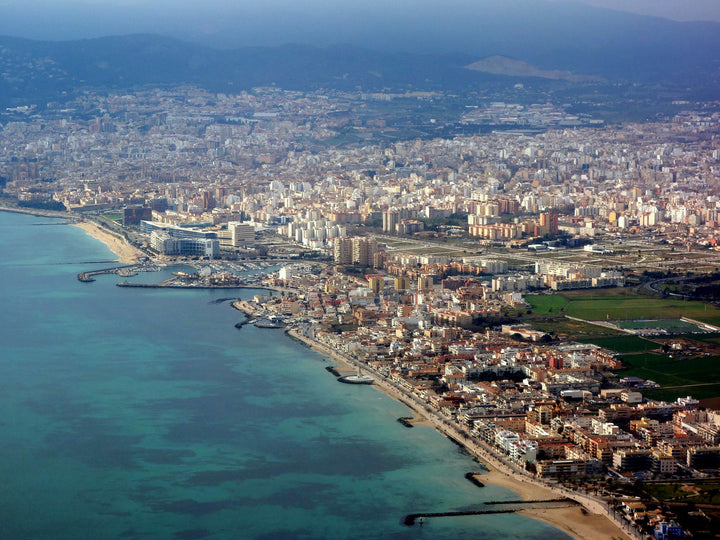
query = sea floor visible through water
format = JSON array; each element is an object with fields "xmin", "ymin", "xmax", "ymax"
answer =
[{"xmin": 0, "ymin": 211, "xmax": 570, "ymax": 539}]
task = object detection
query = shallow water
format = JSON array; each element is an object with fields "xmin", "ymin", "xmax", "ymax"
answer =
[{"xmin": 0, "ymin": 211, "xmax": 569, "ymax": 539}]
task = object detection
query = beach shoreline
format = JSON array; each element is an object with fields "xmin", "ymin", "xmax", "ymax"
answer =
[
  {"xmin": 71, "ymin": 221, "xmax": 144, "ymax": 264},
  {"xmin": 0, "ymin": 205, "xmax": 72, "ymax": 219},
  {"xmin": 37, "ymin": 210, "xmax": 633, "ymax": 540},
  {"xmin": 287, "ymin": 327, "xmax": 632, "ymax": 540},
  {"xmin": 0, "ymin": 206, "xmax": 144, "ymax": 264}
]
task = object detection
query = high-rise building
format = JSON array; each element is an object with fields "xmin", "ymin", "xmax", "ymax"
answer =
[
  {"xmin": 394, "ymin": 276, "xmax": 410, "ymax": 291},
  {"xmin": 333, "ymin": 237, "xmax": 353, "ymax": 265},
  {"xmin": 382, "ymin": 211, "xmax": 399, "ymax": 233},
  {"xmin": 228, "ymin": 221, "xmax": 255, "ymax": 247},
  {"xmin": 352, "ymin": 237, "xmax": 377, "ymax": 266},
  {"xmin": 202, "ymin": 191, "xmax": 216, "ymax": 211},
  {"xmin": 367, "ymin": 275, "xmax": 384, "ymax": 294},
  {"xmin": 539, "ymin": 212, "xmax": 559, "ymax": 235},
  {"xmin": 418, "ymin": 275, "xmax": 434, "ymax": 291},
  {"xmin": 123, "ymin": 205, "xmax": 152, "ymax": 226}
]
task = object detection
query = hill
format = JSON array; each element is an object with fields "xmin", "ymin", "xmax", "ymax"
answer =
[{"xmin": 465, "ymin": 56, "xmax": 605, "ymax": 82}]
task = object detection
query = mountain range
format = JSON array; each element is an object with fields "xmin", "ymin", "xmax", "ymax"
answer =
[{"xmin": 0, "ymin": 1, "xmax": 718, "ymax": 109}]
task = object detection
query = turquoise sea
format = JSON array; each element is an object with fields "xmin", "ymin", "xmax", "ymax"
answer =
[{"xmin": 0, "ymin": 211, "xmax": 569, "ymax": 539}]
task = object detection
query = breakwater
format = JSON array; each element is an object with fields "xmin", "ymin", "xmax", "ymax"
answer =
[
  {"xmin": 78, "ymin": 265, "xmax": 134, "ymax": 282},
  {"xmin": 464, "ymin": 472, "xmax": 484, "ymax": 487},
  {"xmin": 116, "ymin": 282, "xmax": 249, "ymax": 289},
  {"xmin": 403, "ymin": 498, "xmax": 578, "ymax": 526},
  {"xmin": 397, "ymin": 417, "xmax": 414, "ymax": 428},
  {"xmin": 338, "ymin": 374, "xmax": 374, "ymax": 385},
  {"xmin": 325, "ymin": 366, "xmax": 341, "ymax": 377}
]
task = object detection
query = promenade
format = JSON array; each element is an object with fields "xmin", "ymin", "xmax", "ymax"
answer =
[{"xmin": 287, "ymin": 327, "xmax": 639, "ymax": 540}]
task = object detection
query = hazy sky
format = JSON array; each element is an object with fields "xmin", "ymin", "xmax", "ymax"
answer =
[
  {"xmin": 573, "ymin": 0, "xmax": 720, "ymax": 21},
  {"xmin": 0, "ymin": 0, "xmax": 714, "ymax": 22},
  {"xmin": 0, "ymin": 0, "xmax": 717, "ymax": 50}
]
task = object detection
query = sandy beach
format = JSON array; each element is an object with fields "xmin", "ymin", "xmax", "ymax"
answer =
[
  {"xmin": 473, "ymin": 469, "xmax": 630, "ymax": 539},
  {"xmin": 72, "ymin": 221, "xmax": 144, "ymax": 264},
  {"xmin": 287, "ymin": 328, "xmax": 633, "ymax": 540},
  {"xmin": 474, "ymin": 469, "xmax": 557, "ymax": 501},
  {"xmin": 521, "ymin": 506, "xmax": 630, "ymax": 540},
  {"xmin": 0, "ymin": 206, "xmax": 144, "ymax": 264}
]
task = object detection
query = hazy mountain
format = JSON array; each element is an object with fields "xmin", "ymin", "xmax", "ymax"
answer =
[
  {"xmin": 465, "ymin": 56, "xmax": 605, "ymax": 83},
  {"xmin": 0, "ymin": 2, "xmax": 718, "ymax": 109},
  {"xmin": 0, "ymin": 35, "xmax": 484, "ymax": 103},
  {"xmin": 0, "ymin": 0, "xmax": 718, "ymax": 82}
]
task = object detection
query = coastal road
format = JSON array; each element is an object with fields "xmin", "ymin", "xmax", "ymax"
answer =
[{"xmin": 290, "ymin": 328, "xmax": 639, "ymax": 539}]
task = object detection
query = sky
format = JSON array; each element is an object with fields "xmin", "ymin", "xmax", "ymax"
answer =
[
  {"xmin": 0, "ymin": 0, "xmax": 717, "ymax": 50},
  {"xmin": 1, "ymin": 0, "xmax": 713, "ymax": 22},
  {"xmin": 573, "ymin": 0, "xmax": 720, "ymax": 21}
]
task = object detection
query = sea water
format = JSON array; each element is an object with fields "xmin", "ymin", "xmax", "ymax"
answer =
[{"xmin": 0, "ymin": 211, "xmax": 569, "ymax": 539}]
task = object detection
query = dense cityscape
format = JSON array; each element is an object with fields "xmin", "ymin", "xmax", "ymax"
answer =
[{"xmin": 3, "ymin": 84, "xmax": 720, "ymax": 539}]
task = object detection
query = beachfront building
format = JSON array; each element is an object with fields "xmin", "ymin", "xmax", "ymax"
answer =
[
  {"xmin": 228, "ymin": 221, "xmax": 255, "ymax": 247},
  {"xmin": 150, "ymin": 231, "xmax": 220, "ymax": 257}
]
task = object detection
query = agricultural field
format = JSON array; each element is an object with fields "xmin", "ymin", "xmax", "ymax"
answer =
[
  {"xmin": 525, "ymin": 292, "xmax": 720, "ymax": 327},
  {"xmin": 527, "ymin": 316, "xmax": 623, "ymax": 340},
  {"xmin": 619, "ymin": 352, "xmax": 720, "ymax": 394},
  {"xmin": 643, "ymin": 384, "xmax": 720, "ymax": 403},
  {"xmin": 576, "ymin": 335, "xmax": 658, "ymax": 353},
  {"xmin": 524, "ymin": 294, "xmax": 568, "ymax": 315},
  {"xmin": 677, "ymin": 333, "xmax": 720, "ymax": 345},
  {"xmin": 616, "ymin": 319, "xmax": 709, "ymax": 333},
  {"xmin": 565, "ymin": 297, "xmax": 720, "ymax": 323}
]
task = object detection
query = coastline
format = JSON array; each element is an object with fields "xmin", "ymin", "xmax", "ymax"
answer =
[
  {"xmin": 0, "ymin": 205, "xmax": 144, "ymax": 264},
  {"xmin": 71, "ymin": 221, "xmax": 144, "ymax": 264},
  {"xmin": 4, "ymin": 205, "xmax": 632, "ymax": 539},
  {"xmin": 287, "ymin": 327, "xmax": 631, "ymax": 540},
  {"xmin": 0, "ymin": 205, "xmax": 72, "ymax": 219}
]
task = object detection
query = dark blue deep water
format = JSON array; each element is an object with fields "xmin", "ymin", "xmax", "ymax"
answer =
[{"xmin": 0, "ymin": 211, "xmax": 569, "ymax": 539}]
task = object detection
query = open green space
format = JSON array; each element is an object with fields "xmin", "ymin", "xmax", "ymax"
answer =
[
  {"xmin": 561, "ymin": 288, "xmax": 643, "ymax": 298},
  {"xmin": 617, "ymin": 319, "xmax": 705, "ymax": 333},
  {"xmin": 619, "ymin": 352, "xmax": 720, "ymax": 388},
  {"xmin": 528, "ymin": 316, "xmax": 623, "ymax": 339},
  {"xmin": 576, "ymin": 335, "xmax": 658, "ymax": 353},
  {"xmin": 643, "ymin": 482, "xmax": 720, "ymax": 505},
  {"xmin": 526, "ymin": 291, "xmax": 720, "ymax": 327},
  {"xmin": 524, "ymin": 294, "xmax": 568, "ymax": 314},
  {"xmin": 675, "ymin": 333, "xmax": 720, "ymax": 345},
  {"xmin": 102, "ymin": 212, "xmax": 123, "ymax": 222},
  {"xmin": 566, "ymin": 297, "xmax": 720, "ymax": 323},
  {"xmin": 643, "ymin": 384, "xmax": 720, "ymax": 403}
]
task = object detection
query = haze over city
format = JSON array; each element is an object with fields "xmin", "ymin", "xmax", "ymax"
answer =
[
  {"xmin": 0, "ymin": 0, "xmax": 719, "ymax": 49},
  {"xmin": 2, "ymin": 0, "xmax": 720, "ymax": 538}
]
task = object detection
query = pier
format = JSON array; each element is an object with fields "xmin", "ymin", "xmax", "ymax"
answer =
[
  {"xmin": 116, "ymin": 282, "xmax": 249, "ymax": 289},
  {"xmin": 403, "ymin": 498, "xmax": 578, "ymax": 526},
  {"xmin": 464, "ymin": 472, "xmax": 484, "ymax": 487},
  {"xmin": 397, "ymin": 417, "xmax": 414, "ymax": 428},
  {"xmin": 78, "ymin": 265, "xmax": 134, "ymax": 282}
]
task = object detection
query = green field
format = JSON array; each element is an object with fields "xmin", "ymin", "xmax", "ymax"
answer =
[
  {"xmin": 102, "ymin": 212, "xmax": 123, "ymax": 222},
  {"xmin": 643, "ymin": 384, "xmax": 720, "ymax": 402},
  {"xmin": 526, "ymin": 293, "xmax": 720, "ymax": 327},
  {"xmin": 566, "ymin": 297, "xmax": 720, "ymax": 323},
  {"xmin": 617, "ymin": 319, "xmax": 705, "ymax": 333},
  {"xmin": 675, "ymin": 333, "xmax": 720, "ymax": 345},
  {"xmin": 529, "ymin": 317, "xmax": 623, "ymax": 339},
  {"xmin": 526, "ymin": 292, "xmax": 720, "ymax": 400},
  {"xmin": 643, "ymin": 482, "xmax": 720, "ymax": 505},
  {"xmin": 524, "ymin": 294, "xmax": 569, "ymax": 314},
  {"xmin": 620, "ymin": 352, "xmax": 720, "ymax": 388},
  {"xmin": 576, "ymin": 335, "xmax": 658, "ymax": 353}
]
